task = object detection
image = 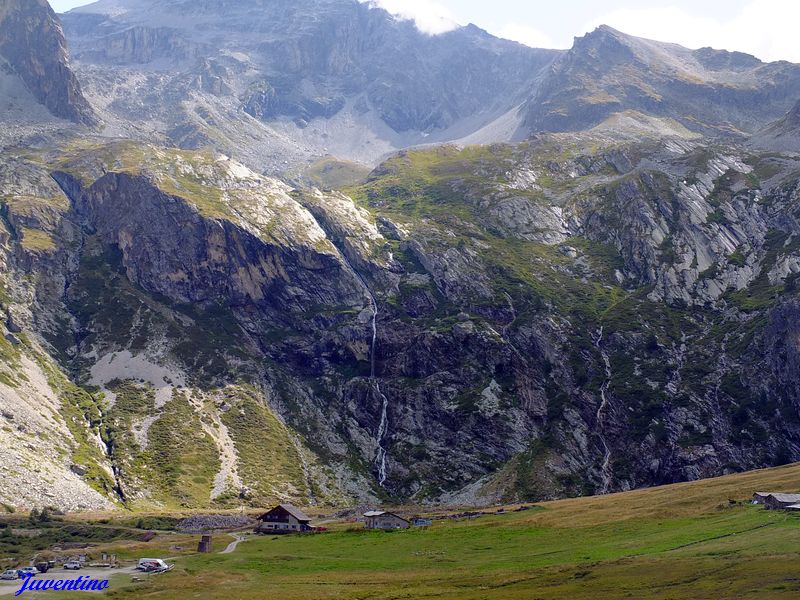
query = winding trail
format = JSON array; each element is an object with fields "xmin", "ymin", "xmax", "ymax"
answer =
[
  {"xmin": 220, "ymin": 533, "xmax": 248, "ymax": 554},
  {"xmin": 593, "ymin": 326, "xmax": 614, "ymax": 494}
]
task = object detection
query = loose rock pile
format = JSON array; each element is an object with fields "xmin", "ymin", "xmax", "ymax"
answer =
[{"xmin": 176, "ymin": 515, "xmax": 256, "ymax": 533}]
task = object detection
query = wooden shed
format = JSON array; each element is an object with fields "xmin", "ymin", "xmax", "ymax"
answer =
[
  {"xmin": 255, "ymin": 504, "xmax": 312, "ymax": 534},
  {"xmin": 752, "ymin": 492, "xmax": 770, "ymax": 504},
  {"xmin": 364, "ymin": 511, "xmax": 410, "ymax": 530}
]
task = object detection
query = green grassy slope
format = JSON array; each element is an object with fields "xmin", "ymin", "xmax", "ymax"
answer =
[{"xmin": 64, "ymin": 462, "xmax": 800, "ymax": 600}]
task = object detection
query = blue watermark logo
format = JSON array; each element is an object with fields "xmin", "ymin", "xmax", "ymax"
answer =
[{"xmin": 15, "ymin": 575, "xmax": 109, "ymax": 595}]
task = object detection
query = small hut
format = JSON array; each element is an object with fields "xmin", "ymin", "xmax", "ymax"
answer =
[
  {"xmin": 752, "ymin": 492, "xmax": 770, "ymax": 505},
  {"xmin": 363, "ymin": 511, "xmax": 409, "ymax": 530}
]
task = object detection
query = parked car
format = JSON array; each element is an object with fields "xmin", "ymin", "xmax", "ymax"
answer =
[
  {"xmin": 17, "ymin": 567, "xmax": 37, "ymax": 578},
  {"xmin": 35, "ymin": 562, "xmax": 50, "ymax": 573},
  {"xmin": 137, "ymin": 558, "xmax": 172, "ymax": 573},
  {"xmin": 63, "ymin": 561, "xmax": 82, "ymax": 571},
  {"xmin": 1, "ymin": 570, "xmax": 18, "ymax": 580}
]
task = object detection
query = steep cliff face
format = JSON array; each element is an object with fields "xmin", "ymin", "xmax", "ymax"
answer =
[
  {"xmin": 0, "ymin": 144, "xmax": 380, "ymax": 510},
  {"xmin": 0, "ymin": 0, "xmax": 96, "ymax": 125},
  {"xmin": 318, "ymin": 135, "xmax": 800, "ymax": 502},
  {"xmin": 0, "ymin": 157, "xmax": 110, "ymax": 511},
  {"xmin": 65, "ymin": 0, "xmax": 552, "ymax": 132},
  {"xmin": 3, "ymin": 131, "xmax": 800, "ymax": 510}
]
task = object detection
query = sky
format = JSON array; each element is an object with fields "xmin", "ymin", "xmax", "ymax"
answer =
[{"xmin": 49, "ymin": 0, "xmax": 800, "ymax": 63}]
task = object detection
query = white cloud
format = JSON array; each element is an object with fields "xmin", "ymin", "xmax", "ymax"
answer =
[
  {"xmin": 585, "ymin": 1, "xmax": 800, "ymax": 63},
  {"xmin": 493, "ymin": 24, "xmax": 557, "ymax": 49},
  {"xmin": 361, "ymin": 0, "xmax": 459, "ymax": 36}
]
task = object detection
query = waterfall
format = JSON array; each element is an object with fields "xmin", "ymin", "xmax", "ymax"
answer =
[
  {"xmin": 593, "ymin": 326, "xmax": 614, "ymax": 494},
  {"xmin": 342, "ymin": 255, "xmax": 390, "ymax": 486},
  {"xmin": 364, "ymin": 280, "xmax": 389, "ymax": 486},
  {"xmin": 375, "ymin": 382, "xmax": 389, "ymax": 486}
]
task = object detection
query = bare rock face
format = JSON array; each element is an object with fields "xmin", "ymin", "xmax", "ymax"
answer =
[
  {"xmin": 63, "ymin": 0, "xmax": 554, "ymax": 133},
  {"xmin": 75, "ymin": 171, "xmax": 366, "ymax": 319},
  {"xmin": 4, "ymin": 132, "xmax": 800, "ymax": 509},
  {"xmin": 751, "ymin": 99, "xmax": 800, "ymax": 152},
  {"xmin": 58, "ymin": 0, "xmax": 558, "ymax": 170},
  {"xmin": 0, "ymin": 0, "xmax": 96, "ymax": 126}
]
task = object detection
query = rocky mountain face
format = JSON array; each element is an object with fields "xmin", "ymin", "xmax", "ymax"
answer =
[
  {"xmin": 56, "ymin": 6, "xmax": 800, "ymax": 173},
  {"xmin": 0, "ymin": 143, "xmax": 377, "ymax": 509},
  {"xmin": 751, "ymin": 100, "xmax": 800, "ymax": 152},
  {"xmin": 0, "ymin": 0, "xmax": 95, "ymax": 125},
  {"xmin": 2, "ymin": 2, "xmax": 800, "ymax": 512},
  {"xmin": 3, "ymin": 128, "xmax": 800, "ymax": 510},
  {"xmin": 524, "ymin": 26, "xmax": 800, "ymax": 137},
  {"xmin": 59, "ymin": 0, "xmax": 559, "ymax": 172}
]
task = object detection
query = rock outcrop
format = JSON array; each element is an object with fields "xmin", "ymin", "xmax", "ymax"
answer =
[{"xmin": 0, "ymin": 0, "xmax": 96, "ymax": 125}]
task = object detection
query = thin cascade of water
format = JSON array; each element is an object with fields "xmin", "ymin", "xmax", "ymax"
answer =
[
  {"xmin": 593, "ymin": 326, "xmax": 614, "ymax": 494},
  {"xmin": 343, "ymin": 257, "xmax": 390, "ymax": 486}
]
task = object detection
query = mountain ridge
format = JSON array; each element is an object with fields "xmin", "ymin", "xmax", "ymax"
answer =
[
  {"xmin": 524, "ymin": 25, "xmax": 800, "ymax": 137},
  {"xmin": 58, "ymin": 0, "xmax": 559, "ymax": 172},
  {"xmin": 55, "ymin": 5, "xmax": 800, "ymax": 174}
]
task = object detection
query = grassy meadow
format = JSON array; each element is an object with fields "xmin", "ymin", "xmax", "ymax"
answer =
[{"xmin": 32, "ymin": 461, "xmax": 800, "ymax": 600}]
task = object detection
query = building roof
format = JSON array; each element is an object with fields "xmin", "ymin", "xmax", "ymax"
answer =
[
  {"xmin": 787, "ymin": 504, "xmax": 800, "ymax": 510},
  {"xmin": 279, "ymin": 504, "xmax": 311, "ymax": 521},
  {"xmin": 259, "ymin": 504, "xmax": 311, "ymax": 522},
  {"xmin": 767, "ymin": 493, "xmax": 800, "ymax": 503},
  {"xmin": 363, "ymin": 510, "xmax": 409, "ymax": 523}
]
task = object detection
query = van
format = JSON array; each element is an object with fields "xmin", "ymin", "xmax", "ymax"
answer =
[{"xmin": 137, "ymin": 558, "xmax": 172, "ymax": 573}]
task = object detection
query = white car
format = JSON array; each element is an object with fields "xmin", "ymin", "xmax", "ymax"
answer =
[
  {"xmin": 63, "ymin": 561, "xmax": 82, "ymax": 570},
  {"xmin": 1, "ymin": 570, "xmax": 18, "ymax": 581},
  {"xmin": 137, "ymin": 558, "xmax": 172, "ymax": 573}
]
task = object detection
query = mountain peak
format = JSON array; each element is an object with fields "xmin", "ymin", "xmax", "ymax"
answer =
[
  {"xmin": 577, "ymin": 24, "xmax": 633, "ymax": 45},
  {"xmin": 525, "ymin": 20, "xmax": 800, "ymax": 136},
  {"xmin": 566, "ymin": 24, "xmax": 638, "ymax": 67},
  {"xmin": 593, "ymin": 24, "xmax": 626, "ymax": 37}
]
